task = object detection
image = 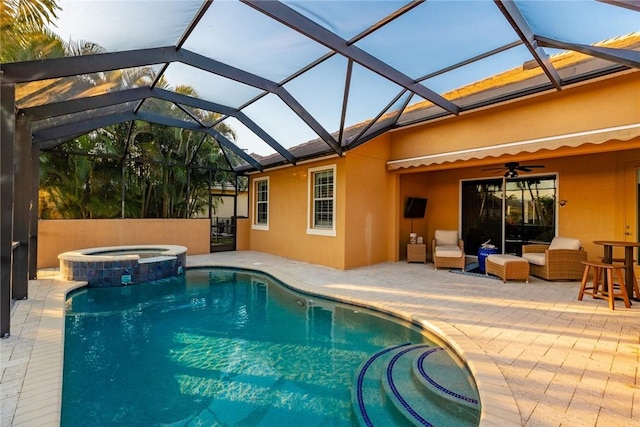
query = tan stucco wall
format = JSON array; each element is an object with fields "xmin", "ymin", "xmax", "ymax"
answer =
[
  {"xmin": 344, "ymin": 135, "xmax": 396, "ymax": 268},
  {"xmin": 398, "ymin": 148, "xmax": 640, "ymax": 262},
  {"xmin": 247, "ymin": 136, "xmax": 398, "ymax": 270},
  {"xmin": 244, "ymin": 71, "xmax": 640, "ymax": 270},
  {"xmin": 38, "ymin": 219, "xmax": 210, "ymax": 268},
  {"xmin": 389, "ymin": 71, "xmax": 640, "ymax": 162},
  {"xmin": 248, "ymin": 157, "xmax": 348, "ymax": 269},
  {"xmin": 236, "ymin": 218, "xmax": 250, "ymax": 251},
  {"xmin": 198, "ymin": 192, "xmax": 249, "ymax": 218}
]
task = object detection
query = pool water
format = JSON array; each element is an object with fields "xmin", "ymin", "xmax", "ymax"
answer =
[
  {"xmin": 88, "ymin": 249, "xmax": 164, "ymax": 258},
  {"xmin": 62, "ymin": 268, "xmax": 480, "ymax": 426}
]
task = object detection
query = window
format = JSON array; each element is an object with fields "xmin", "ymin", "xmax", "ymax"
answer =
[
  {"xmin": 252, "ymin": 177, "xmax": 269, "ymax": 230},
  {"xmin": 307, "ymin": 165, "xmax": 336, "ymax": 236}
]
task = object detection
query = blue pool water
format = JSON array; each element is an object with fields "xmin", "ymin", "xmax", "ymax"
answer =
[{"xmin": 62, "ymin": 268, "xmax": 480, "ymax": 426}]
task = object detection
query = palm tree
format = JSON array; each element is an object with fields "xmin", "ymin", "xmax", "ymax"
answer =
[
  {"xmin": 1, "ymin": 0, "xmax": 62, "ymax": 62},
  {"xmin": 5, "ymin": 0, "xmax": 242, "ymax": 220}
]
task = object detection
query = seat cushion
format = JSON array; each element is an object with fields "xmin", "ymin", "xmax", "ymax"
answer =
[
  {"xmin": 435, "ymin": 230, "xmax": 459, "ymax": 246},
  {"xmin": 487, "ymin": 254, "xmax": 528, "ymax": 266},
  {"xmin": 522, "ymin": 252, "xmax": 546, "ymax": 266},
  {"xmin": 548, "ymin": 236, "xmax": 582, "ymax": 250},
  {"xmin": 435, "ymin": 245, "xmax": 463, "ymax": 258}
]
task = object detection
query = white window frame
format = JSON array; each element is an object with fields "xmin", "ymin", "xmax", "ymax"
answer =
[
  {"xmin": 252, "ymin": 177, "xmax": 269, "ymax": 231},
  {"xmin": 307, "ymin": 165, "xmax": 336, "ymax": 237}
]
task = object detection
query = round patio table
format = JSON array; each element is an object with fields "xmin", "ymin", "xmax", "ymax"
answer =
[{"xmin": 593, "ymin": 240, "xmax": 640, "ymax": 302}]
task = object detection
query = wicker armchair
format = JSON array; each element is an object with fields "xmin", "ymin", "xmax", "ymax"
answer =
[
  {"xmin": 522, "ymin": 237, "xmax": 587, "ymax": 281},
  {"xmin": 432, "ymin": 230, "xmax": 466, "ymax": 270}
]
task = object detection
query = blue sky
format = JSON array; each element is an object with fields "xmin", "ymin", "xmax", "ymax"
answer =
[{"xmin": 49, "ymin": 0, "xmax": 639, "ymax": 156}]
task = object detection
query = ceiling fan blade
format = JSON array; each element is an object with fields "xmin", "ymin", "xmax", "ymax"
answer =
[
  {"xmin": 516, "ymin": 164, "xmax": 545, "ymax": 171},
  {"xmin": 483, "ymin": 163, "xmax": 544, "ymax": 173}
]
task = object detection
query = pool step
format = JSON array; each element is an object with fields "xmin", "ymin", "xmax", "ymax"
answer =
[
  {"xmin": 411, "ymin": 346, "xmax": 480, "ymax": 413},
  {"xmin": 353, "ymin": 343, "xmax": 480, "ymax": 426}
]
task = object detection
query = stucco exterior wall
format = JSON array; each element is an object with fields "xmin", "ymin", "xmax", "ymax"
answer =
[
  {"xmin": 38, "ymin": 219, "xmax": 211, "ymax": 268},
  {"xmin": 248, "ymin": 157, "xmax": 347, "ymax": 269},
  {"xmin": 343, "ymin": 135, "xmax": 396, "ymax": 269},
  {"xmin": 398, "ymin": 148, "xmax": 640, "ymax": 262},
  {"xmin": 389, "ymin": 71, "xmax": 639, "ymax": 162},
  {"xmin": 198, "ymin": 192, "xmax": 249, "ymax": 218},
  {"xmin": 247, "ymin": 136, "xmax": 397, "ymax": 270},
  {"xmin": 236, "ymin": 218, "xmax": 250, "ymax": 251},
  {"xmin": 244, "ymin": 71, "xmax": 639, "ymax": 270}
]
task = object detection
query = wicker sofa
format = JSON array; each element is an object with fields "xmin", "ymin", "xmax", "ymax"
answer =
[{"xmin": 522, "ymin": 236, "xmax": 587, "ymax": 281}]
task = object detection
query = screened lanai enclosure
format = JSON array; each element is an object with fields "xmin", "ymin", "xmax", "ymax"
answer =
[{"xmin": 1, "ymin": 0, "xmax": 639, "ymax": 335}]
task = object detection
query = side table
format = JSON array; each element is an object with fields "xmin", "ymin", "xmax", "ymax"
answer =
[
  {"xmin": 407, "ymin": 244, "xmax": 426, "ymax": 263},
  {"xmin": 478, "ymin": 246, "xmax": 499, "ymax": 273}
]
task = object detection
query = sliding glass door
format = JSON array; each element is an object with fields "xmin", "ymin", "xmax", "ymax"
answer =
[
  {"xmin": 504, "ymin": 178, "xmax": 556, "ymax": 254},
  {"xmin": 462, "ymin": 176, "xmax": 557, "ymax": 256},
  {"xmin": 461, "ymin": 179, "xmax": 503, "ymax": 255}
]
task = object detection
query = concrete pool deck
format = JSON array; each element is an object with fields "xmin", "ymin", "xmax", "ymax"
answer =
[{"xmin": 2, "ymin": 250, "xmax": 639, "ymax": 426}]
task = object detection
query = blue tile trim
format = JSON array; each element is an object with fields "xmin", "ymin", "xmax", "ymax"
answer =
[
  {"xmin": 356, "ymin": 342, "xmax": 412, "ymax": 427},
  {"xmin": 417, "ymin": 349, "xmax": 480, "ymax": 406},
  {"xmin": 386, "ymin": 344, "xmax": 434, "ymax": 427}
]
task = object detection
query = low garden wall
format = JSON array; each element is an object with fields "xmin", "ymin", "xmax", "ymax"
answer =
[{"xmin": 37, "ymin": 219, "xmax": 211, "ymax": 268}]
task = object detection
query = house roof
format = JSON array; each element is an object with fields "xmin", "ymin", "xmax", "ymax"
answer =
[{"xmin": 3, "ymin": 0, "xmax": 639, "ymax": 173}]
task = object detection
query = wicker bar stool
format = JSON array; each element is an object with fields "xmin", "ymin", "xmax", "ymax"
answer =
[{"xmin": 578, "ymin": 261, "xmax": 630, "ymax": 310}]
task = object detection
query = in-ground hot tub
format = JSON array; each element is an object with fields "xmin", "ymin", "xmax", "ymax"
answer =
[{"xmin": 59, "ymin": 245, "xmax": 187, "ymax": 287}]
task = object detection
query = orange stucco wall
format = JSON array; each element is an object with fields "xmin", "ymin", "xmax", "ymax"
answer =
[
  {"xmin": 236, "ymin": 218, "xmax": 250, "ymax": 251},
  {"xmin": 343, "ymin": 135, "xmax": 396, "ymax": 269},
  {"xmin": 248, "ymin": 157, "xmax": 347, "ymax": 269},
  {"xmin": 247, "ymin": 136, "xmax": 397, "ymax": 270},
  {"xmin": 38, "ymin": 219, "xmax": 211, "ymax": 268},
  {"xmin": 391, "ymin": 71, "xmax": 640, "ymax": 262},
  {"xmin": 389, "ymin": 71, "xmax": 639, "ymax": 162},
  {"xmin": 398, "ymin": 148, "xmax": 640, "ymax": 262},
  {"xmin": 243, "ymin": 71, "xmax": 640, "ymax": 270}
]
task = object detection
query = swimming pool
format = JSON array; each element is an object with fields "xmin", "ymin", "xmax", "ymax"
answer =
[{"xmin": 62, "ymin": 268, "xmax": 480, "ymax": 426}]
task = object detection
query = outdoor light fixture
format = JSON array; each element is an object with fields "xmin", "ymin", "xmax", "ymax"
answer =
[{"xmin": 559, "ymin": 199, "xmax": 568, "ymax": 207}]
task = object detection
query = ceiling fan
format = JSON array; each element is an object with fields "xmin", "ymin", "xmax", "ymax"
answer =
[{"xmin": 482, "ymin": 162, "xmax": 545, "ymax": 178}]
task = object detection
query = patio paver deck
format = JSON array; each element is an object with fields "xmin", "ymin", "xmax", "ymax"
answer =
[{"xmin": 2, "ymin": 251, "xmax": 639, "ymax": 426}]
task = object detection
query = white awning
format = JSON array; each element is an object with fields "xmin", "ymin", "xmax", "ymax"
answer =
[{"xmin": 387, "ymin": 123, "xmax": 640, "ymax": 170}]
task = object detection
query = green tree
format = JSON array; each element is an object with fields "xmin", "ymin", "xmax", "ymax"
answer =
[
  {"xmin": 40, "ymin": 96, "xmax": 241, "ymax": 219},
  {"xmin": 4, "ymin": 0, "xmax": 243, "ymax": 220},
  {"xmin": 1, "ymin": 0, "xmax": 63, "ymax": 62},
  {"xmin": 39, "ymin": 132, "xmax": 125, "ymax": 219}
]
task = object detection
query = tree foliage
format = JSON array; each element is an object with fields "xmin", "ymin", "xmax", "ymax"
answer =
[
  {"xmin": 4, "ymin": 0, "xmax": 245, "ymax": 219},
  {"xmin": 1, "ymin": 0, "xmax": 63, "ymax": 62},
  {"xmin": 40, "ymin": 112, "xmax": 242, "ymax": 219}
]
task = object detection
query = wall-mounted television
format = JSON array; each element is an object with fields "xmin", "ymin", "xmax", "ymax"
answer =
[{"xmin": 404, "ymin": 197, "xmax": 427, "ymax": 219}]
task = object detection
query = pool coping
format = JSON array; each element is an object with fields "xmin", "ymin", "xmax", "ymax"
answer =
[{"xmin": 57, "ymin": 244, "xmax": 187, "ymax": 263}]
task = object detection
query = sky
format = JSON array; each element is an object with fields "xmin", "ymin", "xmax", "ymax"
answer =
[{"xmin": 48, "ymin": 0, "xmax": 639, "ymax": 157}]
